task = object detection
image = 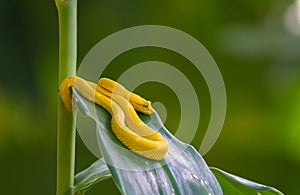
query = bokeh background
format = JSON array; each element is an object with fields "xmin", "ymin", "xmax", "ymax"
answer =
[{"xmin": 1, "ymin": 0, "xmax": 300, "ymax": 194}]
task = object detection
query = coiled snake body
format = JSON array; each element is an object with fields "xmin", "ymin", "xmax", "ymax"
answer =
[{"xmin": 59, "ymin": 76, "xmax": 168, "ymax": 160}]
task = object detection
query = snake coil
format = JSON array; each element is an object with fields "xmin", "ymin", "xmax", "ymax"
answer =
[{"xmin": 59, "ymin": 76, "xmax": 168, "ymax": 160}]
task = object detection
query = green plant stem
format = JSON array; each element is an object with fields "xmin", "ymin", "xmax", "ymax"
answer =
[{"xmin": 55, "ymin": 0, "xmax": 77, "ymax": 194}]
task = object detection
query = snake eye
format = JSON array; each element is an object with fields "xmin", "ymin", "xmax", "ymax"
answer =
[{"xmin": 143, "ymin": 103, "xmax": 148, "ymax": 108}]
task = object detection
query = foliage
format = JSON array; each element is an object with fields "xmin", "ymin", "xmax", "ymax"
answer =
[{"xmin": 73, "ymin": 89, "xmax": 283, "ymax": 195}]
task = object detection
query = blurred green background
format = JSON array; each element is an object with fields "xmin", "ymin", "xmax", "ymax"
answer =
[{"xmin": 1, "ymin": 0, "xmax": 300, "ymax": 194}]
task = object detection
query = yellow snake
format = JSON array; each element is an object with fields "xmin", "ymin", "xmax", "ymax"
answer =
[{"xmin": 59, "ymin": 76, "xmax": 168, "ymax": 160}]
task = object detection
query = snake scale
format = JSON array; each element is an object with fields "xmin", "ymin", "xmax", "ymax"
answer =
[{"xmin": 59, "ymin": 76, "xmax": 168, "ymax": 160}]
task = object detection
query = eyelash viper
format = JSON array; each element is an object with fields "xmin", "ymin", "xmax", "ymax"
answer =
[{"xmin": 59, "ymin": 76, "xmax": 168, "ymax": 160}]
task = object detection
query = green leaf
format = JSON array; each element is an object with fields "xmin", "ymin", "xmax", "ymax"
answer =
[
  {"xmin": 74, "ymin": 159, "xmax": 284, "ymax": 195},
  {"xmin": 210, "ymin": 167, "xmax": 284, "ymax": 195},
  {"xmin": 74, "ymin": 158, "xmax": 111, "ymax": 194},
  {"xmin": 73, "ymin": 89, "xmax": 283, "ymax": 195},
  {"xmin": 74, "ymin": 158, "xmax": 285, "ymax": 195},
  {"xmin": 73, "ymin": 89, "xmax": 222, "ymax": 195}
]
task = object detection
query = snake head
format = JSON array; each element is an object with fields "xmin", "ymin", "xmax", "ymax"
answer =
[
  {"xmin": 130, "ymin": 94, "xmax": 154, "ymax": 114},
  {"xmin": 142, "ymin": 102, "xmax": 155, "ymax": 114}
]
